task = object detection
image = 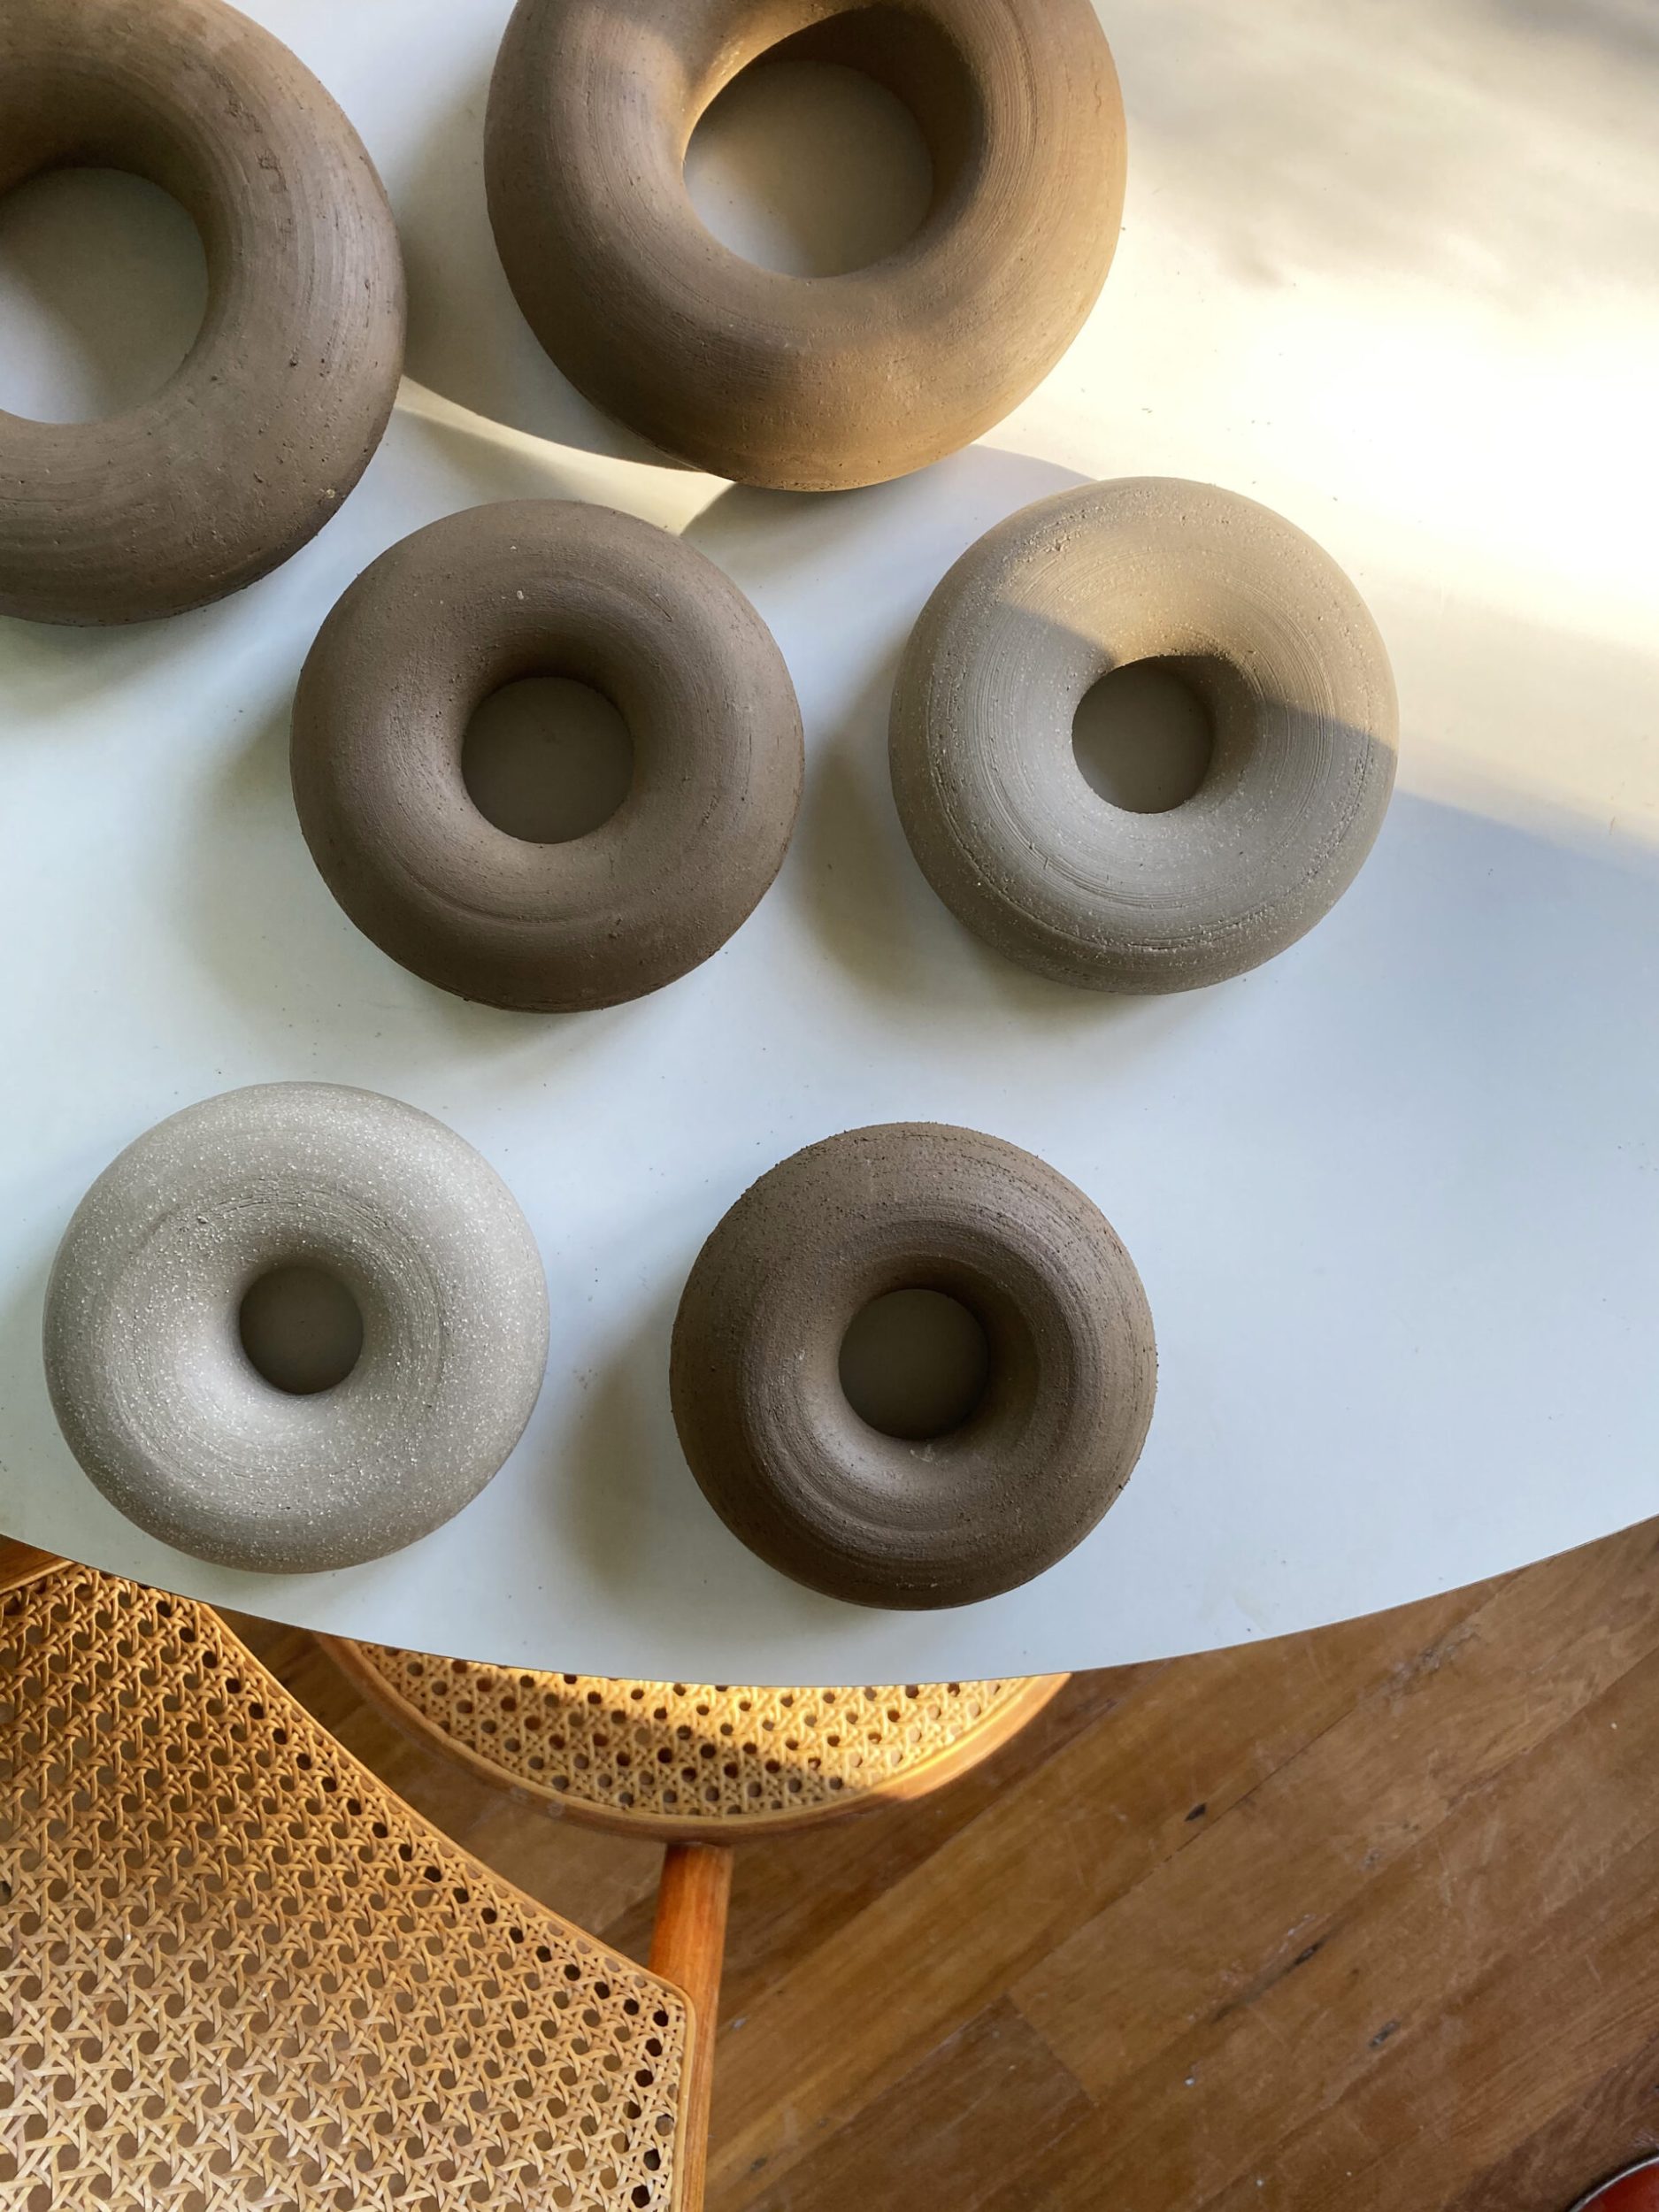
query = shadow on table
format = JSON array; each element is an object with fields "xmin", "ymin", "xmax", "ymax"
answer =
[
  {"xmin": 551, "ymin": 1276, "xmax": 853, "ymax": 1653},
  {"xmin": 685, "ymin": 446, "xmax": 1179, "ymax": 1033},
  {"xmin": 390, "ymin": 61, "xmax": 680, "ymax": 470}
]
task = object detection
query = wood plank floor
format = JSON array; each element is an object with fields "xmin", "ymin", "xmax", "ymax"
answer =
[{"xmin": 229, "ymin": 1516, "xmax": 1659, "ymax": 2211}]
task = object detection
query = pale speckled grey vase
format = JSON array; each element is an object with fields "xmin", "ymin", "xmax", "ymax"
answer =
[{"xmin": 42, "ymin": 1083, "xmax": 549, "ymax": 1573}]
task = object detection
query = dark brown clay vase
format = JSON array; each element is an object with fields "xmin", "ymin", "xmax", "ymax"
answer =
[
  {"xmin": 0, "ymin": 0, "xmax": 405, "ymax": 626},
  {"xmin": 671, "ymin": 1124, "xmax": 1156, "ymax": 1609},
  {"xmin": 291, "ymin": 499, "xmax": 805, "ymax": 1012},
  {"xmin": 484, "ymin": 0, "xmax": 1126, "ymax": 490},
  {"xmin": 891, "ymin": 477, "xmax": 1399, "ymax": 991}
]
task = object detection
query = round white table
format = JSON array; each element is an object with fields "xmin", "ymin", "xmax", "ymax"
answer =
[{"xmin": 2, "ymin": 0, "xmax": 1655, "ymax": 1684}]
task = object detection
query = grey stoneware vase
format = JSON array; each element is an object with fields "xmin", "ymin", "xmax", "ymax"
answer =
[
  {"xmin": 0, "ymin": 0, "xmax": 404, "ymax": 626},
  {"xmin": 292, "ymin": 501, "xmax": 804, "ymax": 1011},
  {"xmin": 671, "ymin": 1122, "xmax": 1157, "ymax": 1610},
  {"xmin": 43, "ymin": 1083, "xmax": 549, "ymax": 1574},
  {"xmin": 485, "ymin": 0, "xmax": 1126, "ymax": 488},
  {"xmin": 891, "ymin": 478, "xmax": 1399, "ymax": 991}
]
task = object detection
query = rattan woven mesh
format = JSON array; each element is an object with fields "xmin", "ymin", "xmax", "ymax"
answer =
[
  {"xmin": 0, "ymin": 1564, "xmax": 690, "ymax": 2212},
  {"xmin": 340, "ymin": 1646, "xmax": 1052, "ymax": 1830}
]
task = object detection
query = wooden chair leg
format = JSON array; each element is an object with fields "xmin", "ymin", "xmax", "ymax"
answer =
[
  {"xmin": 0, "ymin": 1537, "xmax": 58, "ymax": 1594},
  {"xmin": 649, "ymin": 1842, "xmax": 734, "ymax": 2212}
]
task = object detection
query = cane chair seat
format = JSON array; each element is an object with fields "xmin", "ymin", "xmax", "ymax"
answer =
[
  {"xmin": 326, "ymin": 1640, "xmax": 1068, "ymax": 1841},
  {"xmin": 0, "ymin": 1563, "xmax": 692, "ymax": 2212}
]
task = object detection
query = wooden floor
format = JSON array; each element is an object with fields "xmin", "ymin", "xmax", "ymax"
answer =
[{"xmin": 232, "ymin": 1516, "xmax": 1659, "ymax": 2211}]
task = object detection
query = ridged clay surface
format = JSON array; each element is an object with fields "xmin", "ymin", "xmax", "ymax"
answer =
[
  {"xmin": 484, "ymin": 0, "xmax": 1126, "ymax": 489},
  {"xmin": 670, "ymin": 1122, "xmax": 1156, "ymax": 1609},
  {"xmin": 291, "ymin": 499, "xmax": 804, "ymax": 1012},
  {"xmin": 42, "ymin": 1083, "xmax": 549, "ymax": 1573},
  {"xmin": 0, "ymin": 0, "xmax": 405, "ymax": 626},
  {"xmin": 890, "ymin": 477, "xmax": 1399, "ymax": 991}
]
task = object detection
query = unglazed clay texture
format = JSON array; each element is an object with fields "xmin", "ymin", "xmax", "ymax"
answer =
[
  {"xmin": 292, "ymin": 499, "xmax": 804, "ymax": 1011},
  {"xmin": 890, "ymin": 478, "xmax": 1400, "ymax": 991},
  {"xmin": 484, "ymin": 0, "xmax": 1125, "ymax": 490},
  {"xmin": 42, "ymin": 1084, "xmax": 549, "ymax": 1574},
  {"xmin": 670, "ymin": 1124, "xmax": 1156, "ymax": 1610},
  {"xmin": 0, "ymin": 0, "xmax": 404, "ymax": 626}
]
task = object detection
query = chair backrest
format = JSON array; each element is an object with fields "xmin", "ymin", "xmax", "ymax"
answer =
[{"xmin": 1, "ymin": 1562, "xmax": 694, "ymax": 2211}]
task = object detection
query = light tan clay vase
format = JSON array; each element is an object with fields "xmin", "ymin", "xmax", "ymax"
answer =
[
  {"xmin": 484, "ymin": 0, "xmax": 1125, "ymax": 490},
  {"xmin": 890, "ymin": 478, "xmax": 1399, "ymax": 991},
  {"xmin": 671, "ymin": 1124, "xmax": 1156, "ymax": 1610},
  {"xmin": 0, "ymin": 0, "xmax": 404, "ymax": 626},
  {"xmin": 42, "ymin": 1084, "xmax": 549, "ymax": 1574},
  {"xmin": 291, "ymin": 499, "xmax": 805, "ymax": 1012}
]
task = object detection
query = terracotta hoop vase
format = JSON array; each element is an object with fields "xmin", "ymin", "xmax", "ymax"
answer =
[
  {"xmin": 891, "ymin": 477, "xmax": 1399, "ymax": 992},
  {"xmin": 42, "ymin": 1083, "xmax": 549, "ymax": 1573},
  {"xmin": 671, "ymin": 1123, "xmax": 1156, "ymax": 1609},
  {"xmin": 484, "ymin": 0, "xmax": 1125, "ymax": 489},
  {"xmin": 0, "ymin": 0, "xmax": 404, "ymax": 626},
  {"xmin": 293, "ymin": 500, "xmax": 804, "ymax": 1012}
]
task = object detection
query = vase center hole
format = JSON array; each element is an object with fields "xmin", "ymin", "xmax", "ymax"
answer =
[
  {"xmin": 0, "ymin": 168, "xmax": 207, "ymax": 423},
  {"xmin": 840, "ymin": 1287, "xmax": 991, "ymax": 1441},
  {"xmin": 464, "ymin": 677, "xmax": 634, "ymax": 845},
  {"xmin": 239, "ymin": 1266, "xmax": 365, "ymax": 1397},
  {"xmin": 1073, "ymin": 659, "xmax": 1216, "ymax": 814},
  {"xmin": 686, "ymin": 58, "xmax": 932, "ymax": 278}
]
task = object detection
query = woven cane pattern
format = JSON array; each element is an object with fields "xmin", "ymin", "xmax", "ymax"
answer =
[
  {"xmin": 342, "ymin": 1648, "xmax": 1055, "ymax": 1831},
  {"xmin": 0, "ymin": 1566, "xmax": 689, "ymax": 2212}
]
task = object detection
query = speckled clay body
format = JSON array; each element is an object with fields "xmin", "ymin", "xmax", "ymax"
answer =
[
  {"xmin": 42, "ymin": 1084, "xmax": 549, "ymax": 1573},
  {"xmin": 890, "ymin": 479, "xmax": 1399, "ymax": 991},
  {"xmin": 484, "ymin": 0, "xmax": 1125, "ymax": 490},
  {"xmin": 292, "ymin": 500, "xmax": 804, "ymax": 1012},
  {"xmin": 671, "ymin": 1124, "xmax": 1156, "ymax": 1609},
  {"xmin": 0, "ymin": 0, "xmax": 404, "ymax": 626}
]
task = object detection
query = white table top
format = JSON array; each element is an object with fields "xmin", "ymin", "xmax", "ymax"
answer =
[{"xmin": 2, "ymin": 0, "xmax": 1656, "ymax": 1683}]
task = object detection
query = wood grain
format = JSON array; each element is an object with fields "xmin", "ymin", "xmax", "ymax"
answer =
[
  {"xmin": 0, "ymin": 1535, "xmax": 58, "ymax": 1593},
  {"xmin": 653, "ymin": 1845, "xmax": 736, "ymax": 2212},
  {"xmin": 708, "ymin": 1584, "xmax": 1484, "ymax": 2208},
  {"xmin": 1440, "ymin": 2036, "xmax": 1659, "ymax": 2212},
  {"xmin": 737, "ymin": 2000, "xmax": 1091, "ymax": 2212},
  {"xmin": 246, "ymin": 1518, "xmax": 1659, "ymax": 2212}
]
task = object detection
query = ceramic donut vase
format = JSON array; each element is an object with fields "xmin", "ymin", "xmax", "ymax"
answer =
[
  {"xmin": 891, "ymin": 478, "xmax": 1399, "ymax": 991},
  {"xmin": 0, "ymin": 0, "xmax": 404, "ymax": 626},
  {"xmin": 292, "ymin": 500, "xmax": 805, "ymax": 1012},
  {"xmin": 484, "ymin": 0, "xmax": 1126, "ymax": 489},
  {"xmin": 670, "ymin": 1124, "xmax": 1157, "ymax": 1609},
  {"xmin": 42, "ymin": 1084, "xmax": 549, "ymax": 1574}
]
